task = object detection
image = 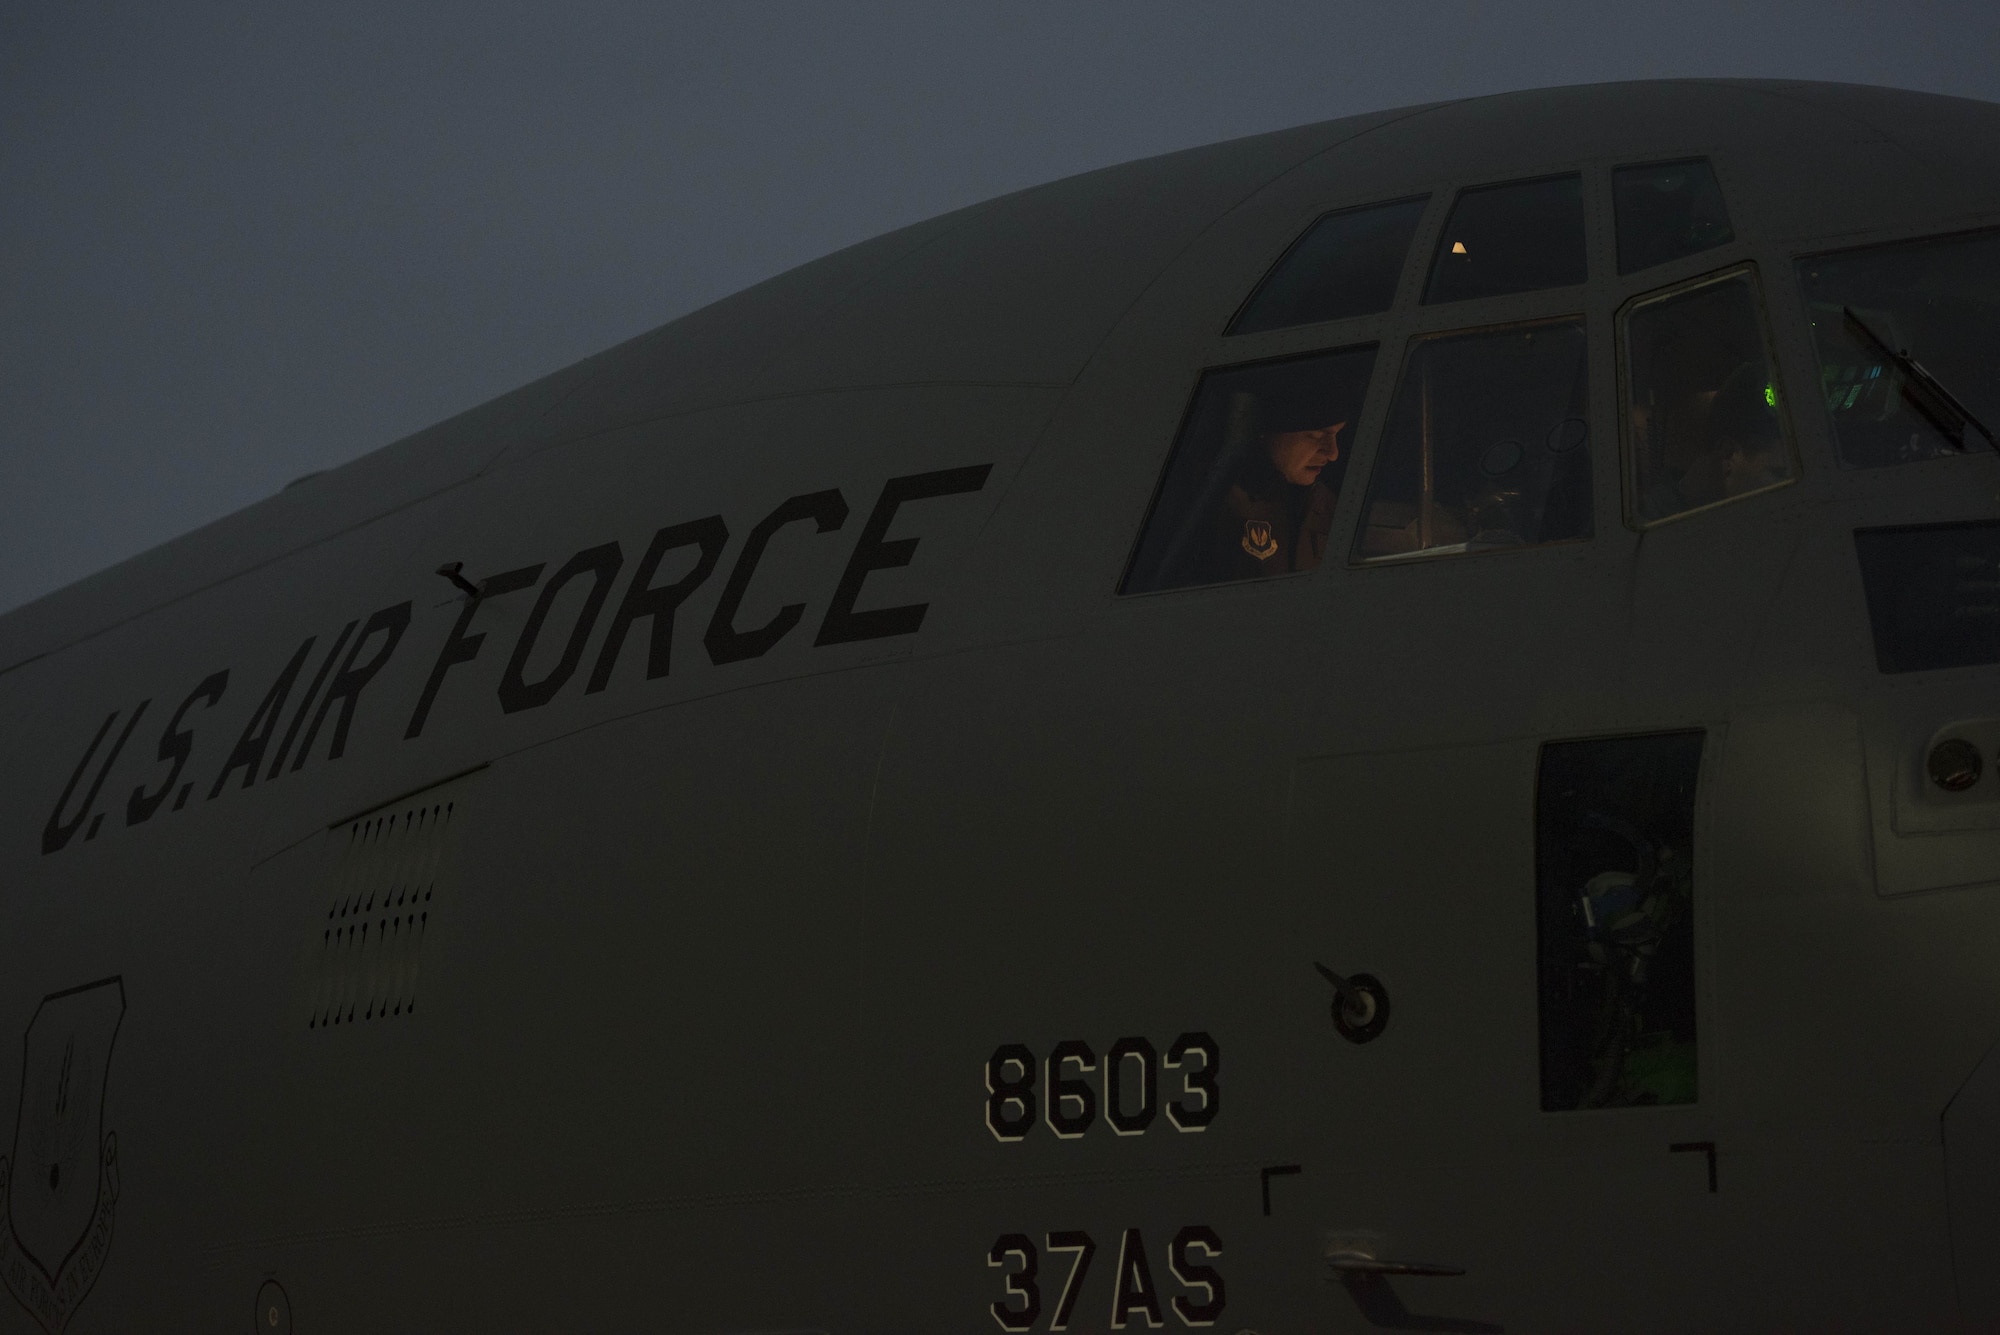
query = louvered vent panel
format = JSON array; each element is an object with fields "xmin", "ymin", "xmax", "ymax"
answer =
[{"xmin": 304, "ymin": 781, "xmax": 468, "ymax": 1029}]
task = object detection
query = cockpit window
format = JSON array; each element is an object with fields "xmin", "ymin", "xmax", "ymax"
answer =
[
  {"xmin": 1612, "ymin": 158, "xmax": 1734, "ymax": 275},
  {"xmin": 1797, "ymin": 228, "xmax": 2000, "ymax": 468},
  {"xmin": 1353, "ymin": 318, "xmax": 1592, "ymax": 562},
  {"xmin": 1228, "ymin": 197, "xmax": 1429, "ymax": 335},
  {"xmin": 1537, "ymin": 731, "xmax": 1703, "ymax": 1112},
  {"xmin": 1120, "ymin": 346, "xmax": 1377, "ymax": 594},
  {"xmin": 1622, "ymin": 266, "xmax": 1794, "ymax": 525},
  {"xmin": 1423, "ymin": 175, "xmax": 1586, "ymax": 305}
]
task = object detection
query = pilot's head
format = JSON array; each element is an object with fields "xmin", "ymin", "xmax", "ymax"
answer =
[
  {"xmin": 1259, "ymin": 396, "xmax": 1348, "ymax": 487},
  {"xmin": 1268, "ymin": 423, "xmax": 1345, "ymax": 486},
  {"xmin": 1691, "ymin": 365, "xmax": 1783, "ymax": 501}
]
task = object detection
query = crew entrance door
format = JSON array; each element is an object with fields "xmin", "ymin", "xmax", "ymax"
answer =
[
  {"xmin": 1282, "ymin": 730, "xmax": 1712, "ymax": 1324},
  {"xmin": 1287, "ymin": 738, "xmax": 1538, "ymax": 1180}
]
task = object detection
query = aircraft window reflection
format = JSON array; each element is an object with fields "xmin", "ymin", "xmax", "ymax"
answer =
[
  {"xmin": 1423, "ymin": 175, "xmax": 1586, "ymax": 305},
  {"xmin": 1227, "ymin": 196, "xmax": 1429, "ymax": 335},
  {"xmin": 1354, "ymin": 319, "xmax": 1592, "ymax": 561},
  {"xmin": 1613, "ymin": 158, "xmax": 1734, "ymax": 275},
  {"xmin": 1623, "ymin": 267, "xmax": 1793, "ymax": 525},
  {"xmin": 1537, "ymin": 731, "xmax": 1703, "ymax": 1112},
  {"xmin": 1120, "ymin": 347, "xmax": 1377, "ymax": 594},
  {"xmin": 1797, "ymin": 228, "xmax": 2000, "ymax": 468}
]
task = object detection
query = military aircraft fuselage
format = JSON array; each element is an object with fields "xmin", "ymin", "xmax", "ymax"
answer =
[{"xmin": 6, "ymin": 79, "xmax": 2000, "ymax": 1331}]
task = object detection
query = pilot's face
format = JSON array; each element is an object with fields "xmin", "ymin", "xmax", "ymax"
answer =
[
  {"xmin": 1268, "ymin": 423, "xmax": 1346, "ymax": 486},
  {"xmin": 1720, "ymin": 434, "xmax": 1784, "ymax": 497}
]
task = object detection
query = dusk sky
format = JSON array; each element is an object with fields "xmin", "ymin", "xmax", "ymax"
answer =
[{"xmin": 5, "ymin": 2, "xmax": 1999, "ymax": 614}]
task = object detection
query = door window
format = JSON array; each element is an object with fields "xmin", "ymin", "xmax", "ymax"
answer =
[{"xmin": 1537, "ymin": 731, "xmax": 1704, "ymax": 1111}]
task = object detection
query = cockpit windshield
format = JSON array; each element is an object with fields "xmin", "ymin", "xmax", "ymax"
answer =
[
  {"xmin": 1228, "ymin": 197, "xmax": 1428, "ymax": 336},
  {"xmin": 1121, "ymin": 346, "xmax": 1377, "ymax": 594},
  {"xmin": 1355, "ymin": 318, "xmax": 1592, "ymax": 560},
  {"xmin": 1622, "ymin": 266, "xmax": 1794, "ymax": 525},
  {"xmin": 1424, "ymin": 175, "xmax": 1586, "ymax": 305},
  {"xmin": 1612, "ymin": 158, "xmax": 1734, "ymax": 275},
  {"xmin": 1797, "ymin": 228, "xmax": 2000, "ymax": 468}
]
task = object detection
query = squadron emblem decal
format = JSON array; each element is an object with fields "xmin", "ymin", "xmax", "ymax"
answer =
[
  {"xmin": 0, "ymin": 979, "xmax": 124, "ymax": 1334},
  {"xmin": 1241, "ymin": 519, "xmax": 1279, "ymax": 561}
]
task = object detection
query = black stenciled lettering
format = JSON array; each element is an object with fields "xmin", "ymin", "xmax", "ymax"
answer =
[
  {"xmin": 268, "ymin": 621, "xmax": 355, "ymax": 778},
  {"xmin": 128, "ymin": 672, "xmax": 228, "ymax": 825},
  {"xmin": 1105, "ymin": 1036, "xmax": 1158, "ymax": 1136},
  {"xmin": 1045, "ymin": 1040, "xmax": 1097, "ymax": 1139},
  {"xmin": 1169, "ymin": 1226, "xmax": 1226, "ymax": 1326},
  {"xmin": 988, "ymin": 1233, "xmax": 1041, "ymax": 1332},
  {"xmin": 45, "ymin": 710, "xmax": 116, "ymax": 850},
  {"xmin": 405, "ymin": 565, "xmax": 544, "ymax": 740},
  {"xmin": 1165, "ymin": 1031, "xmax": 1220, "ymax": 1132},
  {"xmin": 209, "ymin": 637, "xmax": 316, "ymax": 799},
  {"xmin": 986, "ymin": 1043, "xmax": 1037, "ymax": 1142},
  {"xmin": 499, "ymin": 544, "xmax": 623, "ymax": 713},
  {"xmin": 586, "ymin": 516, "xmax": 727, "ymax": 693},
  {"xmin": 1110, "ymin": 1228, "xmax": 1164, "ymax": 1329},
  {"xmin": 43, "ymin": 703, "xmax": 149, "ymax": 855},
  {"xmin": 1046, "ymin": 1230, "xmax": 1097, "ymax": 1332},
  {"xmin": 704, "ymin": 489, "xmax": 849, "ymax": 666},
  {"xmin": 294, "ymin": 601, "xmax": 413, "ymax": 765},
  {"xmin": 815, "ymin": 464, "xmax": 992, "ymax": 646}
]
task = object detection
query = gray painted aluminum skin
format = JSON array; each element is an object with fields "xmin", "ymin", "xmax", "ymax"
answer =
[{"xmin": 3, "ymin": 79, "xmax": 2000, "ymax": 1330}]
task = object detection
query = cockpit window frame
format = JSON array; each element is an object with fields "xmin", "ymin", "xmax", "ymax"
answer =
[
  {"xmin": 1421, "ymin": 172, "xmax": 1590, "ymax": 307},
  {"xmin": 1793, "ymin": 222, "xmax": 2000, "ymax": 472},
  {"xmin": 1113, "ymin": 341, "xmax": 1385, "ymax": 598},
  {"xmin": 1223, "ymin": 194, "xmax": 1434, "ymax": 339},
  {"xmin": 1617, "ymin": 261, "xmax": 1800, "ymax": 531},
  {"xmin": 1347, "ymin": 312, "xmax": 1597, "ymax": 566},
  {"xmin": 1124, "ymin": 156, "xmax": 1645, "ymax": 597},
  {"xmin": 1610, "ymin": 156, "xmax": 1736, "ymax": 276}
]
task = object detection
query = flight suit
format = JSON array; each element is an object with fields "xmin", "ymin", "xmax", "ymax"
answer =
[{"xmin": 1209, "ymin": 468, "xmax": 1340, "ymax": 582}]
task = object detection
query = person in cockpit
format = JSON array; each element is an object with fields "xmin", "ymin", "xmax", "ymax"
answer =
[
  {"xmin": 1640, "ymin": 363, "xmax": 1787, "ymax": 520},
  {"xmin": 1208, "ymin": 399, "xmax": 1348, "ymax": 581}
]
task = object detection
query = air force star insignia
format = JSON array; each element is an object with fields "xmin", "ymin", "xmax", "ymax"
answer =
[{"xmin": 1241, "ymin": 519, "xmax": 1279, "ymax": 561}]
